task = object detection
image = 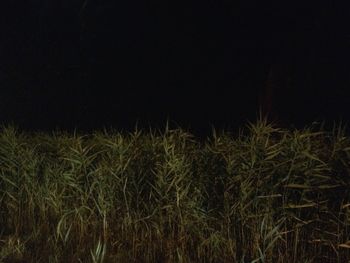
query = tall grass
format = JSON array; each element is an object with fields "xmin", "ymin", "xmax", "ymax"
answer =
[{"xmin": 0, "ymin": 117, "xmax": 350, "ymax": 262}]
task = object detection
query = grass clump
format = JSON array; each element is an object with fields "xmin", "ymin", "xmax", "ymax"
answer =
[{"xmin": 0, "ymin": 117, "xmax": 350, "ymax": 262}]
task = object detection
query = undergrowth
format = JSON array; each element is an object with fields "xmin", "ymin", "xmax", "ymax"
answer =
[{"xmin": 0, "ymin": 116, "xmax": 350, "ymax": 262}]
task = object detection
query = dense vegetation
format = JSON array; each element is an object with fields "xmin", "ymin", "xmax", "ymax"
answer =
[{"xmin": 1, "ymin": 118, "xmax": 350, "ymax": 262}]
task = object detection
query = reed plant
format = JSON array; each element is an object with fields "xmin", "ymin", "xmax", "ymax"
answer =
[{"xmin": 0, "ymin": 116, "xmax": 350, "ymax": 262}]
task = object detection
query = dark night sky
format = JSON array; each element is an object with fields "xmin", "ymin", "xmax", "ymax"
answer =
[{"xmin": 1, "ymin": 1, "xmax": 350, "ymax": 137}]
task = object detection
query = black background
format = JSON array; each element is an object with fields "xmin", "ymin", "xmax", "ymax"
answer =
[{"xmin": 1, "ymin": 1, "xmax": 350, "ymax": 137}]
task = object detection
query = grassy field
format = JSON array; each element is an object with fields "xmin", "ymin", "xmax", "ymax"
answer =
[{"xmin": 0, "ymin": 116, "xmax": 350, "ymax": 262}]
